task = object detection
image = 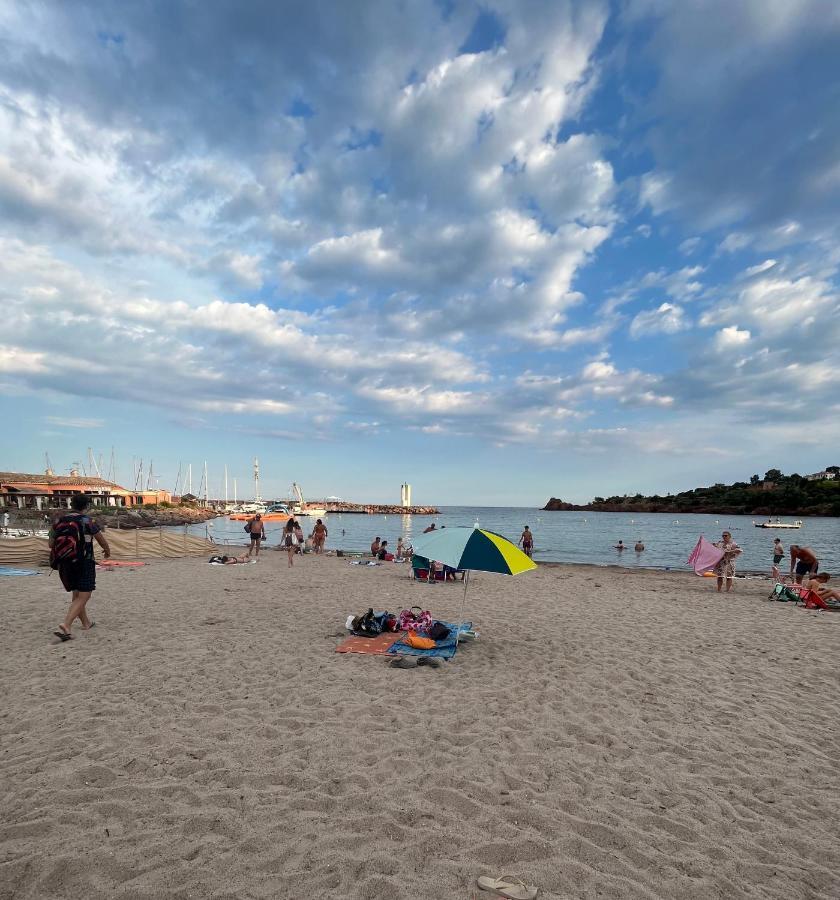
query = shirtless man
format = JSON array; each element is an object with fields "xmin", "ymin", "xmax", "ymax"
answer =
[
  {"xmin": 790, "ymin": 545, "xmax": 819, "ymax": 584},
  {"xmin": 614, "ymin": 540, "xmax": 625, "ymax": 551},
  {"xmin": 370, "ymin": 536, "xmax": 381, "ymax": 557},
  {"xmin": 423, "ymin": 522, "xmax": 437, "ymax": 534},
  {"xmin": 634, "ymin": 540, "xmax": 645, "ymax": 552},
  {"xmin": 518, "ymin": 526, "xmax": 534, "ymax": 558},
  {"xmin": 246, "ymin": 514, "xmax": 266, "ymax": 558}
]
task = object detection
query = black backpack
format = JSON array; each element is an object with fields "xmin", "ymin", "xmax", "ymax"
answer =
[{"xmin": 49, "ymin": 516, "xmax": 86, "ymax": 569}]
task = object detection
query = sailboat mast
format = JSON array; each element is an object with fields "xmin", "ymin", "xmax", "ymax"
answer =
[
  {"xmin": 254, "ymin": 457, "xmax": 260, "ymax": 502},
  {"xmin": 224, "ymin": 465, "xmax": 229, "ymax": 504},
  {"xmin": 203, "ymin": 461, "xmax": 209, "ymax": 503}
]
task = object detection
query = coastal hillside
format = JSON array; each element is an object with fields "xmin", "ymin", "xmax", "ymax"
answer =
[{"xmin": 544, "ymin": 467, "xmax": 840, "ymax": 517}]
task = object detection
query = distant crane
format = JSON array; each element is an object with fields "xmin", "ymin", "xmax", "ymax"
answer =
[{"xmin": 44, "ymin": 452, "xmax": 54, "ymax": 476}]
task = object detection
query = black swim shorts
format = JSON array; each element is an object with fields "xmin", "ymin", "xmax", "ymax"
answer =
[
  {"xmin": 58, "ymin": 559, "xmax": 97, "ymax": 593},
  {"xmin": 250, "ymin": 532, "xmax": 262, "ymax": 542},
  {"xmin": 795, "ymin": 559, "xmax": 817, "ymax": 576}
]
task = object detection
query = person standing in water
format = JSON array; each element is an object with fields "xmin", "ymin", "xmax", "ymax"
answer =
[
  {"xmin": 614, "ymin": 540, "xmax": 625, "ymax": 551},
  {"xmin": 634, "ymin": 540, "xmax": 645, "ymax": 552},
  {"xmin": 518, "ymin": 526, "xmax": 534, "ymax": 558}
]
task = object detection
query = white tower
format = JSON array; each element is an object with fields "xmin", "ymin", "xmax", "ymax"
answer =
[{"xmin": 401, "ymin": 483, "xmax": 411, "ymax": 507}]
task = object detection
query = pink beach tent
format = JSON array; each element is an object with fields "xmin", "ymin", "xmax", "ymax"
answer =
[{"xmin": 687, "ymin": 536, "xmax": 724, "ymax": 575}]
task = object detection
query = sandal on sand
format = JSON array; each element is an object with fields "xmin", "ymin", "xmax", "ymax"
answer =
[
  {"xmin": 417, "ymin": 657, "xmax": 442, "ymax": 668},
  {"xmin": 389, "ymin": 656, "xmax": 418, "ymax": 668},
  {"xmin": 53, "ymin": 626, "xmax": 73, "ymax": 642},
  {"xmin": 476, "ymin": 874, "xmax": 539, "ymax": 899}
]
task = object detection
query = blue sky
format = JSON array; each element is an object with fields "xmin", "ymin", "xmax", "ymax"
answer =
[{"xmin": 1, "ymin": 0, "xmax": 839, "ymax": 504}]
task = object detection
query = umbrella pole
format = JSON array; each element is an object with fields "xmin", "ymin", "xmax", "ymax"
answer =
[{"xmin": 457, "ymin": 569, "xmax": 469, "ymax": 646}]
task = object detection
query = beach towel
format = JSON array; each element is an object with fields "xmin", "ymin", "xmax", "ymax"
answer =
[
  {"xmin": 0, "ymin": 566, "xmax": 41, "ymax": 577},
  {"xmin": 687, "ymin": 537, "xmax": 724, "ymax": 575},
  {"xmin": 335, "ymin": 632, "xmax": 401, "ymax": 655},
  {"xmin": 387, "ymin": 621, "xmax": 473, "ymax": 660}
]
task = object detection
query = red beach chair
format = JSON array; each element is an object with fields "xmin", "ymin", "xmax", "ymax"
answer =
[{"xmin": 803, "ymin": 590, "xmax": 840, "ymax": 611}]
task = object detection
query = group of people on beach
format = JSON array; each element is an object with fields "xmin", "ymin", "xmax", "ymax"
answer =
[
  {"xmin": 244, "ymin": 514, "xmax": 329, "ymax": 566},
  {"xmin": 708, "ymin": 531, "xmax": 825, "ymax": 593}
]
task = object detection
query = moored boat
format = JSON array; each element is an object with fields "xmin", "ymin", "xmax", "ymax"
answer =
[{"xmin": 754, "ymin": 519, "xmax": 803, "ymax": 529}]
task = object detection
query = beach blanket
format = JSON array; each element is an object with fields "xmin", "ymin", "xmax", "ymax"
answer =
[
  {"xmin": 387, "ymin": 621, "xmax": 473, "ymax": 659},
  {"xmin": 335, "ymin": 632, "xmax": 401, "ymax": 655},
  {"xmin": 0, "ymin": 566, "xmax": 41, "ymax": 577},
  {"xmin": 687, "ymin": 537, "xmax": 724, "ymax": 575}
]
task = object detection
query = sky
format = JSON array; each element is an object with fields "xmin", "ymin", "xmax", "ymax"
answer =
[{"xmin": 1, "ymin": 0, "xmax": 839, "ymax": 505}]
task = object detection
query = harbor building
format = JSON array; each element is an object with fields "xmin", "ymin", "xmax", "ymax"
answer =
[{"xmin": 0, "ymin": 471, "xmax": 170, "ymax": 510}]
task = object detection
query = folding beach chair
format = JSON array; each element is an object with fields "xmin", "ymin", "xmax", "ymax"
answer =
[{"xmin": 803, "ymin": 590, "xmax": 840, "ymax": 611}]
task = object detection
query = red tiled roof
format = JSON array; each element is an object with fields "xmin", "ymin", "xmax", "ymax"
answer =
[{"xmin": 0, "ymin": 471, "xmax": 126, "ymax": 489}]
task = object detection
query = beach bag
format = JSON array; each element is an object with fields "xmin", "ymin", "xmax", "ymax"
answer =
[
  {"xmin": 49, "ymin": 516, "xmax": 86, "ymax": 569},
  {"xmin": 244, "ymin": 523, "xmax": 251, "ymax": 532},
  {"xmin": 398, "ymin": 606, "xmax": 433, "ymax": 634},
  {"xmin": 428, "ymin": 622, "xmax": 451, "ymax": 641},
  {"xmin": 405, "ymin": 631, "xmax": 436, "ymax": 650},
  {"xmin": 351, "ymin": 609, "xmax": 381, "ymax": 636}
]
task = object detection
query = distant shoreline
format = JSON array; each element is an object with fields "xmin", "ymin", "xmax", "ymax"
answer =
[{"xmin": 541, "ymin": 499, "xmax": 838, "ymax": 518}]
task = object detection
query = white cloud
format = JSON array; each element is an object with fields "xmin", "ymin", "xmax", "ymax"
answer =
[
  {"xmin": 629, "ymin": 302, "xmax": 689, "ymax": 338},
  {"xmin": 715, "ymin": 326, "xmax": 751, "ymax": 350},
  {"xmin": 43, "ymin": 416, "xmax": 104, "ymax": 428},
  {"xmin": 679, "ymin": 237, "xmax": 701, "ymax": 255},
  {"xmin": 743, "ymin": 259, "xmax": 777, "ymax": 276}
]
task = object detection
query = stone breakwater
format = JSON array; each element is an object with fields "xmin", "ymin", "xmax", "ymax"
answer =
[
  {"xmin": 325, "ymin": 502, "xmax": 438, "ymax": 515},
  {"xmin": 9, "ymin": 505, "xmax": 217, "ymax": 529}
]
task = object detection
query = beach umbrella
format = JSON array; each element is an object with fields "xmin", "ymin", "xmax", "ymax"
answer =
[{"xmin": 410, "ymin": 526, "xmax": 536, "ymax": 643}]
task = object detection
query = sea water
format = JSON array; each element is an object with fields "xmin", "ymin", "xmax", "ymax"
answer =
[{"xmin": 184, "ymin": 507, "xmax": 840, "ymax": 573}]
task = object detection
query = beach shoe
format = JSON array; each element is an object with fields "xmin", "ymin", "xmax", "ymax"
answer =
[
  {"xmin": 476, "ymin": 873, "xmax": 539, "ymax": 899},
  {"xmin": 389, "ymin": 656, "xmax": 418, "ymax": 669},
  {"xmin": 417, "ymin": 656, "xmax": 442, "ymax": 668}
]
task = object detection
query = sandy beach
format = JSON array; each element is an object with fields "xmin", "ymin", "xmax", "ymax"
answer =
[{"xmin": 2, "ymin": 554, "xmax": 839, "ymax": 899}]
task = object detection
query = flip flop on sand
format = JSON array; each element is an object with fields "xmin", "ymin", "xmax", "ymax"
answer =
[
  {"xmin": 53, "ymin": 625, "xmax": 73, "ymax": 642},
  {"xmin": 476, "ymin": 874, "xmax": 539, "ymax": 899},
  {"xmin": 389, "ymin": 656, "xmax": 418, "ymax": 668},
  {"xmin": 417, "ymin": 657, "xmax": 442, "ymax": 668}
]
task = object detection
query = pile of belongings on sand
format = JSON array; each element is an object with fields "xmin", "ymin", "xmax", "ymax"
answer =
[{"xmin": 342, "ymin": 605, "xmax": 477, "ymax": 667}]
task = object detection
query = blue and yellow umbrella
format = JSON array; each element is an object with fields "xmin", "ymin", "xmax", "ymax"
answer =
[{"xmin": 411, "ymin": 525, "xmax": 536, "ymax": 641}]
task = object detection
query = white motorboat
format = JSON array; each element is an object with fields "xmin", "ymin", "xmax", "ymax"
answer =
[
  {"xmin": 288, "ymin": 483, "xmax": 327, "ymax": 517},
  {"xmin": 753, "ymin": 519, "xmax": 803, "ymax": 529}
]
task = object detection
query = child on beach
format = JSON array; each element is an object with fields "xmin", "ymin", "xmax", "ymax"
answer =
[{"xmin": 771, "ymin": 538, "xmax": 785, "ymax": 580}]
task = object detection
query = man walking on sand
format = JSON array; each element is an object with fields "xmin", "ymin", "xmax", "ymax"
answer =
[
  {"xmin": 246, "ymin": 513, "xmax": 266, "ymax": 558},
  {"xmin": 51, "ymin": 495, "xmax": 110, "ymax": 641},
  {"xmin": 518, "ymin": 526, "xmax": 534, "ymax": 558},
  {"xmin": 790, "ymin": 544, "xmax": 819, "ymax": 584}
]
